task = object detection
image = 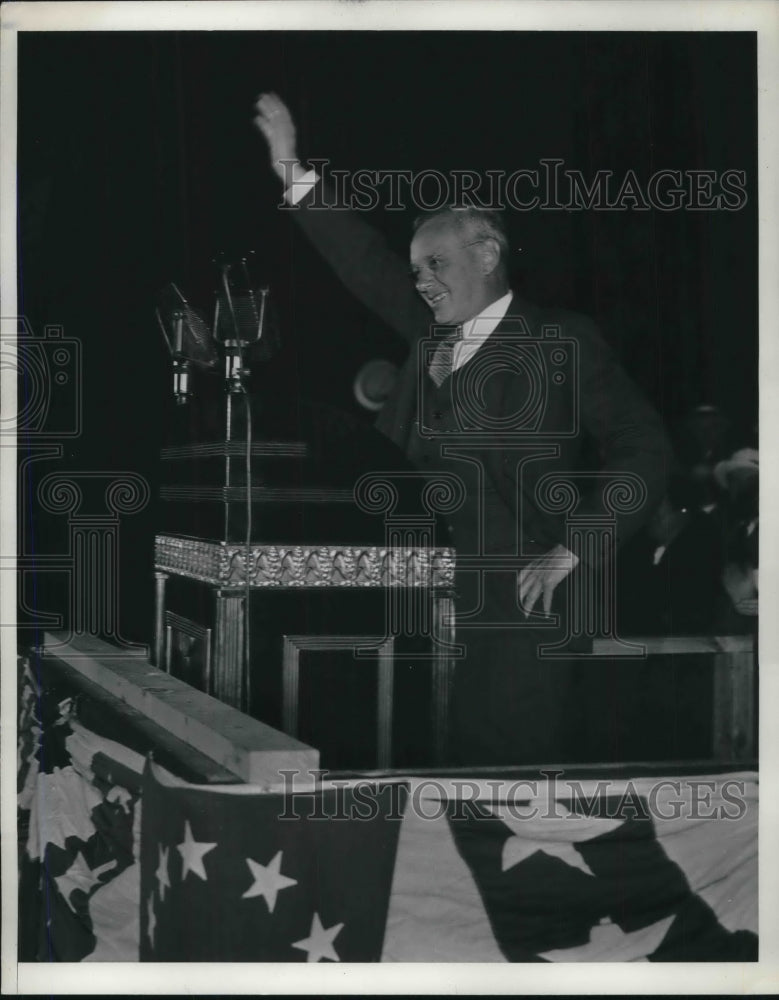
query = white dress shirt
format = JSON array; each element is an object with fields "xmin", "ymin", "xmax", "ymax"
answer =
[
  {"xmin": 285, "ymin": 168, "xmax": 321, "ymax": 206},
  {"xmin": 452, "ymin": 292, "xmax": 513, "ymax": 372}
]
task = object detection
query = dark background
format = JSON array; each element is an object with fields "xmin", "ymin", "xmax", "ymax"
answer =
[{"xmin": 17, "ymin": 30, "xmax": 757, "ymax": 647}]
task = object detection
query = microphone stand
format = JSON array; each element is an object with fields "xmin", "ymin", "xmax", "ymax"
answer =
[{"xmin": 212, "ymin": 269, "xmax": 270, "ymax": 715}]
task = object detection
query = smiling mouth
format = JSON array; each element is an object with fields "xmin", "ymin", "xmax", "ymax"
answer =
[{"xmin": 428, "ymin": 292, "xmax": 447, "ymax": 307}]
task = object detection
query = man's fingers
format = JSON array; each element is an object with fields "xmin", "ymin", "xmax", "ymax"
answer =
[
  {"xmin": 543, "ymin": 583, "xmax": 554, "ymax": 617},
  {"xmin": 525, "ymin": 584, "xmax": 541, "ymax": 617},
  {"xmin": 519, "ymin": 576, "xmax": 542, "ymax": 617},
  {"xmin": 254, "ymin": 102, "xmax": 276, "ymax": 123},
  {"xmin": 256, "ymin": 91, "xmax": 280, "ymax": 109},
  {"xmin": 517, "ymin": 561, "xmax": 540, "ymax": 599},
  {"xmin": 256, "ymin": 92, "xmax": 290, "ymax": 121},
  {"xmin": 517, "ymin": 567, "xmax": 529, "ymax": 598},
  {"xmin": 518, "ymin": 568, "xmax": 557, "ymax": 618},
  {"xmin": 517, "ymin": 573, "xmax": 534, "ymax": 609},
  {"xmin": 518, "ymin": 547, "xmax": 576, "ymax": 619}
]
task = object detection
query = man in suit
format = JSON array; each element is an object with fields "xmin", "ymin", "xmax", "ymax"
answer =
[{"xmin": 254, "ymin": 93, "xmax": 670, "ymax": 765}]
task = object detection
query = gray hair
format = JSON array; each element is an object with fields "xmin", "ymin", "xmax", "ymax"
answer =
[{"xmin": 411, "ymin": 205, "xmax": 510, "ymax": 264}]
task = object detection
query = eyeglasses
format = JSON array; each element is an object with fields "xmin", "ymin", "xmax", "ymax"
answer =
[{"xmin": 408, "ymin": 240, "xmax": 486, "ymax": 282}]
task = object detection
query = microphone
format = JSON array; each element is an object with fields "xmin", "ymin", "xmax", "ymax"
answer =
[
  {"xmin": 212, "ymin": 251, "xmax": 279, "ymax": 391},
  {"xmin": 156, "ymin": 282, "xmax": 218, "ymax": 404}
]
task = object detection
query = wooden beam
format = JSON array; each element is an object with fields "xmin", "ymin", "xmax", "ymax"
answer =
[
  {"xmin": 592, "ymin": 634, "xmax": 754, "ymax": 657},
  {"xmin": 26, "ymin": 650, "xmax": 241, "ymax": 785},
  {"xmin": 40, "ymin": 632, "xmax": 318, "ymax": 786}
]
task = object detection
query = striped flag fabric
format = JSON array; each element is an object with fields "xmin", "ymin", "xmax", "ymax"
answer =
[
  {"xmin": 19, "ymin": 654, "xmax": 757, "ymax": 963},
  {"xmin": 137, "ymin": 766, "xmax": 757, "ymax": 963},
  {"xmin": 17, "ymin": 658, "xmax": 143, "ymax": 962},
  {"xmin": 380, "ymin": 773, "xmax": 757, "ymax": 961}
]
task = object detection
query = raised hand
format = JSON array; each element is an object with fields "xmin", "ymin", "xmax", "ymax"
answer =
[{"xmin": 253, "ymin": 92, "xmax": 301, "ymax": 184}]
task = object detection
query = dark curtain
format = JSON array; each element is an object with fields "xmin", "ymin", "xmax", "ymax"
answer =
[{"xmin": 17, "ymin": 31, "xmax": 757, "ymax": 644}]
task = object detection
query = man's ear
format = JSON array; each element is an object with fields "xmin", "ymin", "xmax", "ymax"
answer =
[{"xmin": 478, "ymin": 238, "xmax": 501, "ymax": 276}]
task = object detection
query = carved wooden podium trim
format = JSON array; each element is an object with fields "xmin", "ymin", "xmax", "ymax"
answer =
[{"xmin": 154, "ymin": 535, "xmax": 456, "ymax": 589}]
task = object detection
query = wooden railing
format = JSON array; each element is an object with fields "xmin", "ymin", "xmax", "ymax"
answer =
[
  {"xmin": 28, "ymin": 629, "xmax": 757, "ymax": 781},
  {"xmin": 591, "ymin": 634, "xmax": 756, "ymax": 762}
]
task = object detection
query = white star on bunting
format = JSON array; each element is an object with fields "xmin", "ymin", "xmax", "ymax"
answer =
[
  {"xmin": 501, "ymin": 833, "xmax": 596, "ymax": 876},
  {"xmin": 539, "ymin": 914, "xmax": 675, "ymax": 962},
  {"xmin": 53, "ymin": 851, "xmax": 116, "ymax": 909},
  {"xmin": 242, "ymin": 850, "xmax": 297, "ymax": 912},
  {"xmin": 176, "ymin": 820, "xmax": 217, "ymax": 882},
  {"xmin": 292, "ymin": 912, "xmax": 344, "ymax": 963},
  {"xmin": 156, "ymin": 844, "xmax": 171, "ymax": 902},
  {"xmin": 487, "ymin": 799, "xmax": 623, "ymax": 877}
]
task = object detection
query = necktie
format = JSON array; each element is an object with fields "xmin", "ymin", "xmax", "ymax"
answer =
[{"xmin": 428, "ymin": 325, "xmax": 463, "ymax": 387}]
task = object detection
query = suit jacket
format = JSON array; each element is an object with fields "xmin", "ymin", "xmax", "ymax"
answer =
[{"xmin": 289, "ymin": 186, "xmax": 671, "ymax": 565}]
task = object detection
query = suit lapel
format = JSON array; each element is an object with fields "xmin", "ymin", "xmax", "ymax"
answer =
[
  {"xmin": 464, "ymin": 294, "xmax": 564, "ymax": 542},
  {"xmin": 374, "ymin": 293, "xmax": 543, "ymax": 449}
]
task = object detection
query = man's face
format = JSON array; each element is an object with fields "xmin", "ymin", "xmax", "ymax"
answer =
[{"xmin": 409, "ymin": 218, "xmax": 488, "ymax": 325}]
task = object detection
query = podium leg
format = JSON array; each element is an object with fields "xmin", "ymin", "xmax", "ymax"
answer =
[
  {"xmin": 213, "ymin": 590, "xmax": 246, "ymax": 710},
  {"xmin": 153, "ymin": 572, "xmax": 168, "ymax": 669},
  {"xmin": 713, "ymin": 640, "xmax": 756, "ymax": 760},
  {"xmin": 432, "ymin": 591, "xmax": 455, "ymax": 765}
]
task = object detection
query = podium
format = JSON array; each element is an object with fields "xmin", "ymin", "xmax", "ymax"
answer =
[{"xmin": 152, "ymin": 387, "xmax": 457, "ymax": 769}]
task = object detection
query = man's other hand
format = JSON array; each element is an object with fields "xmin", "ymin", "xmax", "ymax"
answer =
[
  {"xmin": 253, "ymin": 92, "xmax": 302, "ymax": 184},
  {"xmin": 517, "ymin": 544, "xmax": 579, "ymax": 618}
]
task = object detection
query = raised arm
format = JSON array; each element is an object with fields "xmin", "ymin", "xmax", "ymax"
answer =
[
  {"xmin": 253, "ymin": 93, "xmax": 430, "ymax": 344},
  {"xmin": 253, "ymin": 92, "xmax": 309, "ymax": 190}
]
